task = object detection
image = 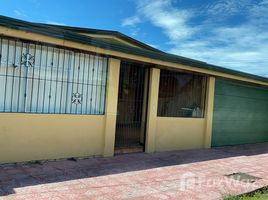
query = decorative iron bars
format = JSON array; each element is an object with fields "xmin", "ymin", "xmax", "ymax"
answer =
[
  {"xmin": 157, "ymin": 69, "xmax": 207, "ymax": 118},
  {"xmin": 115, "ymin": 62, "xmax": 147, "ymax": 148},
  {"xmin": 0, "ymin": 37, "xmax": 108, "ymax": 115}
]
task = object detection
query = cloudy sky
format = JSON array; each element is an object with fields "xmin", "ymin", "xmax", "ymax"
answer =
[{"xmin": 1, "ymin": 0, "xmax": 268, "ymax": 77}]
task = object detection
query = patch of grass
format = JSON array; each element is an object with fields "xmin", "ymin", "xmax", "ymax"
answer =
[{"xmin": 224, "ymin": 187, "xmax": 268, "ymax": 200}]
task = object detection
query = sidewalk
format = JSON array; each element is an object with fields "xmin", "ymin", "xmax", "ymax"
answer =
[{"xmin": 0, "ymin": 143, "xmax": 268, "ymax": 200}]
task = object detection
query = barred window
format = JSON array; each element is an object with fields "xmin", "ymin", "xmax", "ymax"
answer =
[
  {"xmin": 0, "ymin": 37, "xmax": 108, "ymax": 115},
  {"xmin": 157, "ymin": 69, "xmax": 207, "ymax": 118}
]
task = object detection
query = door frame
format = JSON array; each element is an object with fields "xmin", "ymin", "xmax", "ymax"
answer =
[{"xmin": 114, "ymin": 61, "xmax": 150, "ymax": 152}]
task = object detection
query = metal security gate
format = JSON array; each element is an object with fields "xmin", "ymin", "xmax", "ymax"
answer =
[
  {"xmin": 0, "ymin": 36, "xmax": 108, "ymax": 115},
  {"xmin": 115, "ymin": 62, "xmax": 148, "ymax": 149}
]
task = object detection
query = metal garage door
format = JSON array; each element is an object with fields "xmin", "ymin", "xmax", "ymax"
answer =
[{"xmin": 212, "ymin": 79, "xmax": 268, "ymax": 147}]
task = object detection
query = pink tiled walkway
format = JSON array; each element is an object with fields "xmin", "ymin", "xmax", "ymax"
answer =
[{"xmin": 0, "ymin": 143, "xmax": 268, "ymax": 200}]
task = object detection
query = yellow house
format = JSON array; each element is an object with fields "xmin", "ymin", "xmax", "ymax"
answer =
[{"xmin": 0, "ymin": 16, "xmax": 267, "ymax": 164}]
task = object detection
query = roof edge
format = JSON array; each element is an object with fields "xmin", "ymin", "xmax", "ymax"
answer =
[
  {"xmin": 35, "ymin": 23, "xmax": 163, "ymax": 53},
  {"xmin": 0, "ymin": 15, "xmax": 267, "ymax": 84}
]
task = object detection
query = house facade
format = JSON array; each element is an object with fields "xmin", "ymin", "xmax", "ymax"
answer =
[{"xmin": 0, "ymin": 16, "xmax": 267, "ymax": 164}]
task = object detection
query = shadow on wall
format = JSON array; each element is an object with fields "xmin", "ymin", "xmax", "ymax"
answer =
[{"xmin": 0, "ymin": 142, "xmax": 268, "ymax": 196}]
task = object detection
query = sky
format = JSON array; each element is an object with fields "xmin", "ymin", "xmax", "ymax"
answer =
[{"xmin": 0, "ymin": 0, "xmax": 268, "ymax": 77}]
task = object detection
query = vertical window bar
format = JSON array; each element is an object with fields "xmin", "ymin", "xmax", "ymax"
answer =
[
  {"xmin": 91, "ymin": 55, "xmax": 97, "ymax": 114},
  {"xmin": 201, "ymin": 77, "xmax": 207, "ymax": 117},
  {"xmin": 101, "ymin": 57, "xmax": 108, "ymax": 115},
  {"xmin": 80, "ymin": 53, "xmax": 86, "ymax": 114},
  {"xmin": 75, "ymin": 52, "xmax": 81, "ymax": 114},
  {"xmin": 65, "ymin": 51, "xmax": 72, "ymax": 114},
  {"xmin": 70, "ymin": 51, "xmax": 76, "ymax": 113},
  {"xmin": 41, "ymin": 46, "xmax": 49, "ymax": 113},
  {"xmin": 17, "ymin": 42, "xmax": 24, "ymax": 112},
  {"xmin": 89, "ymin": 55, "xmax": 95, "ymax": 114},
  {"xmin": 23, "ymin": 43, "xmax": 30, "ymax": 112},
  {"xmin": 78, "ymin": 53, "xmax": 83, "ymax": 114},
  {"xmin": 138, "ymin": 65, "xmax": 142, "ymax": 122},
  {"xmin": 10, "ymin": 40, "xmax": 17, "ymax": 112},
  {"xmin": 29, "ymin": 43, "xmax": 37, "ymax": 112},
  {"xmin": 99, "ymin": 58, "xmax": 104, "ymax": 114},
  {"xmin": 93, "ymin": 55, "xmax": 98, "ymax": 114},
  {"xmin": 53, "ymin": 48, "xmax": 61, "ymax": 114},
  {"xmin": 3, "ymin": 39, "xmax": 10, "ymax": 111},
  {"xmin": 98, "ymin": 57, "xmax": 104, "ymax": 114},
  {"xmin": 36, "ymin": 45, "xmax": 43, "ymax": 113},
  {"xmin": 85, "ymin": 55, "xmax": 92, "ymax": 114},
  {"xmin": 59, "ymin": 49, "xmax": 65, "ymax": 114},
  {"xmin": 97, "ymin": 57, "xmax": 103, "ymax": 115},
  {"xmin": 84, "ymin": 53, "xmax": 88, "ymax": 114},
  {"xmin": 48, "ymin": 47, "xmax": 55, "ymax": 113},
  {"xmin": 102, "ymin": 58, "xmax": 108, "ymax": 115},
  {"xmin": 99, "ymin": 57, "xmax": 104, "ymax": 114},
  {"xmin": 94, "ymin": 56, "xmax": 100, "ymax": 115}
]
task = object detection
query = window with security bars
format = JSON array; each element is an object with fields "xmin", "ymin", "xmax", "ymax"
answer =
[
  {"xmin": 0, "ymin": 37, "xmax": 108, "ymax": 115},
  {"xmin": 157, "ymin": 69, "xmax": 207, "ymax": 118}
]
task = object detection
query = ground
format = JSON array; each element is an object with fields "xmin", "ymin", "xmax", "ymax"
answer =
[
  {"xmin": 225, "ymin": 187, "xmax": 268, "ymax": 200},
  {"xmin": 0, "ymin": 143, "xmax": 268, "ymax": 200}
]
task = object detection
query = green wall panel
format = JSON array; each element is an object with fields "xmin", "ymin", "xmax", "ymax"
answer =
[{"xmin": 212, "ymin": 79, "xmax": 268, "ymax": 147}]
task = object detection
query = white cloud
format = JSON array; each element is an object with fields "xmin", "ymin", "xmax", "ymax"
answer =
[
  {"xmin": 13, "ymin": 10, "xmax": 27, "ymax": 17},
  {"xmin": 46, "ymin": 21, "xmax": 66, "ymax": 26},
  {"xmin": 121, "ymin": 16, "xmax": 141, "ymax": 27},
  {"xmin": 249, "ymin": 0, "xmax": 268, "ymax": 25},
  {"xmin": 136, "ymin": 0, "xmax": 196, "ymax": 41},
  {"xmin": 123, "ymin": 0, "xmax": 268, "ymax": 77},
  {"xmin": 130, "ymin": 28, "xmax": 140, "ymax": 36},
  {"xmin": 205, "ymin": 0, "xmax": 251, "ymax": 16}
]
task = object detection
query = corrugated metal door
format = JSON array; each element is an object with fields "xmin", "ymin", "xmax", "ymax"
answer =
[{"xmin": 212, "ymin": 79, "xmax": 268, "ymax": 147}]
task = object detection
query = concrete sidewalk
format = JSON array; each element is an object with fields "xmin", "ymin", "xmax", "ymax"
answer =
[{"xmin": 0, "ymin": 143, "xmax": 268, "ymax": 200}]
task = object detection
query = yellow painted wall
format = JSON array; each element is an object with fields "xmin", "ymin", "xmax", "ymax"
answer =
[
  {"xmin": 204, "ymin": 77, "xmax": 216, "ymax": 148},
  {"xmin": 155, "ymin": 117, "xmax": 206, "ymax": 151},
  {"xmin": 0, "ymin": 113, "xmax": 105, "ymax": 164},
  {"xmin": 145, "ymin": 68, "xmax": 160, "ymax": 153},
  {"xmin": 103, "ymin": 58, "xmax": 120, "ymax": 157}
]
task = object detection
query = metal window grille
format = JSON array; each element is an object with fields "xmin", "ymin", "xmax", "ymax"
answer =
[
  {"xmin": 0, "ymin": 36, "xmax": 108, "ymax": 115},
  {"xmin": 115, "ymin": 62, "xmax": 147, "ymax": 147},
  {"xmin": 157, "ymin": 69, "xmax": 207, "ymax": 118}
]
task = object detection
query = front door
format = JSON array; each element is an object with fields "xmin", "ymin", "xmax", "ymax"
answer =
[{"xmin": 115, "ymin": 61, "xmax": 148, "ymax": 151}]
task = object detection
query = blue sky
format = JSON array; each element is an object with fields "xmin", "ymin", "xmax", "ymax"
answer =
[{"xmin": 1, "ymin": 0, "xmax": 268, "ymax": 77}]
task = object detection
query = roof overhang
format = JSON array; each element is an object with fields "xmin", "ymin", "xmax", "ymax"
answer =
[{"xmin": 0, "ymin": 15, "xmax": 267, "ymax": 86}]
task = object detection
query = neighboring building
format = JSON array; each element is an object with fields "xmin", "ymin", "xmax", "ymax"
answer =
[{"xmin": 0, "ymin": 16, "xmax": 267, "ymax": 164}]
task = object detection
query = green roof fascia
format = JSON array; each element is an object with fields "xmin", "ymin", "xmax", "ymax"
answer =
[{"xmin": 0, "ymin": 15, "xmax": 267, "ymax": 84}]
